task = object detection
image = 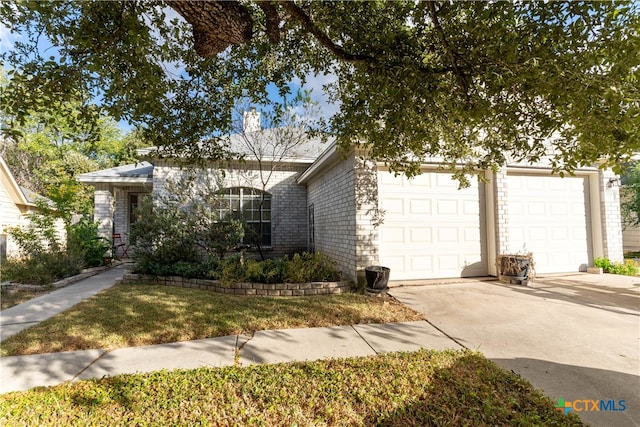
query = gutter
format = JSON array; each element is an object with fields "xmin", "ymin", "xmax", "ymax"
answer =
[{"xmin": 297, "ymin": 142, "xmax": 341, "ymax": 185}]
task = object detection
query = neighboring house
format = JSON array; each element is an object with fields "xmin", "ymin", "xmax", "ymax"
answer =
[
  {"xmin": 0, "ymin": 157, "xmax": 64, "ymax": 259},
  {"xmin": 622, "ymin": 225, "xmax": 640, "ymax": 254},
  {"xmin": 79, "ymin": 116, "xmax": 624, "ymax": 284}
]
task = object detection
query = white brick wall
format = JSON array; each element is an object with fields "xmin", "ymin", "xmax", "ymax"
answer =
[
  {"xmin": 93, "ymin": 184, "xmax": 114, "ymax": 238},
  {"xmin": 354, "ymin": 155, "xmax": 380, "ymax": 282},
  {"xmin": 152, "ymin": 160, "xmax": 309, "ymax": 257},
  {"xmin": 599, "ymin": 169, "xmax": 624, "ymax": 262},
  {"xmin": 307, "ymin": 153, "xmax": 358, "ymax": 280}
]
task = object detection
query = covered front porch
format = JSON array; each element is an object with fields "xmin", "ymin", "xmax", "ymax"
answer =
[{"xmin": 78, "ymin": 162, "xmax": 153, "ymax": 256}]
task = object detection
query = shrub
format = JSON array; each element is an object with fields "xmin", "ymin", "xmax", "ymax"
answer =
[
  {"xmin": 1, "ymin": 251, "xmax": 83, "ymax": 286},
  {"xmin": 131, "ymin": 251, "xmax": 341, "ymax": 284},
  {"xmin": 608, "ymin": 259, "xmax": 639, "ymax": 276},
  {"xmin": 2, "ymin": 204, "xmax": 84, "ymax": 286},
  {"xmin": 284, "ymin": 252, "xmax": 342, "ymax": 283},
  {"xmin": 67, "ymin": 217, "xmax": 111, "ymax": 267},
  {"xmin": 593, "ymin": 257, "xmax": 612, "ymax": 271},
  {"xmin": 262, "ymin": 258, "xmax": 287, "ymax": 284},
  {"xmin": 594, "ymin": 257, "xmax": 639, "ymax": 276},
  {"xmin": 219, "ymin": 255, "xmax": 249, "ymax": 284}
]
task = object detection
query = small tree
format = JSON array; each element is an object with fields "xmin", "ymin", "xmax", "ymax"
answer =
[
  {"xmin": 233, "ymin": 92, "xmax": 323, "ymax": 259},
  {"xmin": 130, "ymin": 168, "xmax": 245, "ymax": 274}
]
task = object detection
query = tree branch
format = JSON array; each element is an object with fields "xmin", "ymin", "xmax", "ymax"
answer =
[
  {"xmin": 427, "ymin": 2, "xmax": 470, "ymax": 97},
  {"xmin": 256, "ymin": 1, "xmax": 280, "ymax": 44},
  {"xmin": 277, "ymin": 0, "xmax": 373, "ymax": 64},
  {"xmin": 165, "ymin": 0, "xmax": 253, "ymax": 58}
]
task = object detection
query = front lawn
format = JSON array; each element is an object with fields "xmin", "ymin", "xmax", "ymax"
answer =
[
  {"xmin": 0, "ymin": 284, "xmax": 424, "ymax": 356},
  {"xmin": 0, "ymin": 349, "xmax": 583, "ymax": 426}
]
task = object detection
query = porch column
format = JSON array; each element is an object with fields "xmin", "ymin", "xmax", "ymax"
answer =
[
  {"xmin": 93, "ymin": 183, "xmax": 114, "ymax": 238},
  {"xmin": 599, "ymin": 169, "xmax": 624, "ymax": 263}
]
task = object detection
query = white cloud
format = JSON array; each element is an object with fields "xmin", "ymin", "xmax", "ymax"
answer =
[
  {"xmin": 292, "ymin": 72, "xmax": 341, "ymax": 120},
  {"xmin": 0, "ymin": 22, "xmax": 20, "ymax": 54}
]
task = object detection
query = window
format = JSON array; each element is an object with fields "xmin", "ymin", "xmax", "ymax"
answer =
[
  {"xmin": 129, "ymin": 194, "xmax": 140, "ymax": 225},
  {"xmin": 218, "ymin": 187, "xmax": 272, "ymax": 247}
]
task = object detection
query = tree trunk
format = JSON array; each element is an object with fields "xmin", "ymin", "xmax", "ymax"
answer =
[{"xmin": 165, "ymin": 0, "xmax": 253, "ymax": 58}]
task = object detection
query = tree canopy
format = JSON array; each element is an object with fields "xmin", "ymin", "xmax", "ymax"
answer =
[{"xmin": 1, "ymin": 1, "xmax": 638, "ymax": 179}]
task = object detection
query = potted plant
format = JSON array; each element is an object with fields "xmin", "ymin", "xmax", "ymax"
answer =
[
  {"xmin": 497, "ymin": 252, "xmax": 534, "ymax": 285},
  {"xmin": 364, "ymin": 266, "xmax": 390, "ymax": 293}
]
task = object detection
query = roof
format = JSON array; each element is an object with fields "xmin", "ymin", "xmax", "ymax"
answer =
[
  {"xmin": 137, "ymin": 127, "xmax": 333, "ymax": 164},
  {"xmin": 1, "ymin": 157, "xmax": 36, "ymax": 208},
  {"xmin": 77, "ymin": 161, "xmax": 154, "ymax": 184}
]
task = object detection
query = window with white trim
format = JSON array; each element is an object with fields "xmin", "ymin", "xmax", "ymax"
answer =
[{"xmin": 218, "ymin": 187, "xmax": 272, "ymax": 247}]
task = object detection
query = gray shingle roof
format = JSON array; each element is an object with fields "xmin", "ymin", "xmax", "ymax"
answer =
[{"xmin": 77, "ymin": 161, "xmax": 154, "ymax": 184}]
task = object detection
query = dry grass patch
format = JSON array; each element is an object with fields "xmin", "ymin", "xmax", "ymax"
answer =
[
  {"xmin": 0, "ymin": 284, "xmax": 423, "ymax": 356},
  {"xmin": 0, "ymin": 350, "xmax": 583, "ymax": 426}
]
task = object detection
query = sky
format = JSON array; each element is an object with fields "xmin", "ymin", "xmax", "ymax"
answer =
[{"xmin": 0, "ymin": 7, "xmax": 340, "ymax": 135}]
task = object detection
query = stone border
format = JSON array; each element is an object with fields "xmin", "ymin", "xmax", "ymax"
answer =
[{"xmin": 118, "ymin": 273, "xmax": 353, "ymax": 296}]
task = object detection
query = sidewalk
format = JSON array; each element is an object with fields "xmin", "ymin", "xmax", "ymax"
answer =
[
  {"xmin": 1, "ymin": 320, "xmax": 461, "ymax": 394},
  {"xmin": 0, "ymin": 267, "xmax": 463, "ymax": 394}
]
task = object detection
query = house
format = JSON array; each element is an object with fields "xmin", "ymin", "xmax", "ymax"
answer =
[
  {"xmin": 78, "ymin": 116, "xmax": 624, "ymax": 284},
  {"xmin": 0, "ymin": 156, "xmax": 64, "ymax": 259}
]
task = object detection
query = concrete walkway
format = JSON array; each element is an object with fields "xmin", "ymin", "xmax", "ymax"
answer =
[
  {"xmin": 1, "ymin": 264, "xmax": 128, "ymax": 341},
  {"xmin": 0, "ymin": 266, "xmax": 462, "ymax": 394}
]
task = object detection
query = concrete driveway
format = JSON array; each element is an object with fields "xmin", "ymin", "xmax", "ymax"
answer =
[{"xmin": 389, "ymin": 273, "xmax": 640, "ymax": 427}]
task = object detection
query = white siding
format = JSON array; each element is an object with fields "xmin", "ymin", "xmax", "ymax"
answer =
[{"xmin": 152, "ymin": 161, "xmax": 309, "ymax": 257}]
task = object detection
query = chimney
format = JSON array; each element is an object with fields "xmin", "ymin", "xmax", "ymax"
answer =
[{"xmin": 243, "ymin": 107, "xmax": 261, "ymax": 133}]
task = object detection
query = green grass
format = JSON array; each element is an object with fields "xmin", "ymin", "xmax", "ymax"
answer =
[
  {"xmin": 0, "ymin": 349, "xmax": 583, "ymax": 426},
  {"xmin": 0, "ymin": 284, "xmax": 424, "ymax": 356}
]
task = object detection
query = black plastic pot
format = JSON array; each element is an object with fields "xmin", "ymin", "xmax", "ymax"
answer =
[{"xmin": 365, "ymin": 266, "xmax": 390, "ymax": 292}]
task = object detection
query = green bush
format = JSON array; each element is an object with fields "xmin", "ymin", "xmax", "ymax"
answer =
[
  {"xmin": 220, "ymin": 255, "xmax": 247, "ymax": 284},
  {"xmin": 2, "ymin": 204, "xmax": 84, "ymax": 286},
  {"xmin": 285, "ymin": 252, "xmax": 342, "ymax": 283},
  {"xmin": 262, "ymin": 258, "xmax": 287, "ymax": 284},
  {"xmin": 132, "ymin": 251, "xmax": 341, "ymax": 284},
  {"xmin": 1, "ymin": 251, "xmax": 83, "ymax": 286},
  {"xmin": 67, "ymin": 217, "xmax": 111, "ymax": 267},
  {"xmin": 608, "ymin": 259, "xmax": 639, "ymax": 276},
  {"xmin": 594, "ymin": 257, "xmax": 639, "ymax": 276},
  {"xmin": 593, "ymin": 257, "xmax": 612, "ymax": 271}
]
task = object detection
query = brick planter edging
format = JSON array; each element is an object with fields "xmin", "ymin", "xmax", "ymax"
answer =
[{"xmin": 117, "ymin": 273, "xmax": 354, "ymax": 296}]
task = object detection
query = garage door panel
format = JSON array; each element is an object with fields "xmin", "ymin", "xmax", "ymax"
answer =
[
  {"xmin": 379, "ymin": 226, "xmax": 404, "ymax": 243},
  {"xmin": 409, "ymin": 200, "xmax": 431, "ymax": 214},
  {"xmin": 378, "ymin": 171, "xmax": 486, "ymax": 280},
  {"xmin": 410, "ymin": 228, "xmax": 432, "ymax": 243},
  {"xmin": 381, "ymin": 198, "xmax": 404, "ymax": 215},
  {"xmin": 464, "ymin": 227, "xmax": 481, "ymax": 241},
  {"xmin": 436, "ymin": 200, "xmax": 458, "ymax": 215},
  {"xmin": 507, "ymin": 175, "xmax": 590, "ymax": 273}
]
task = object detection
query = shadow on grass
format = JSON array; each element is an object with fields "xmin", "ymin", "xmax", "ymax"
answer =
[
  {"xmin": 1, "ymin": 351, "xmax": 588, "ymax": 426},
  {"xmin": 0, "ymin": 284, "xmax": 422, "ymax": 357}
]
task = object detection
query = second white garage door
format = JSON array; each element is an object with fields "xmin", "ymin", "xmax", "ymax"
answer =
[
  {"xmin": 377, "ymin": 170, "xmax": 487, "ymax": 280},
  {"xmin": 507, "ymin": 174, "xmax": 591, "ymax": 273}
]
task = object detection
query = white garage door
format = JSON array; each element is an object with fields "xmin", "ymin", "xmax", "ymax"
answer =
[
  {"xmin": 507, "ymin": 174, "xmax": 591, "ymax": 273},
  {"xmin": 377, "ymin": 171, "xmax": 487, "ymax": 280}
]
